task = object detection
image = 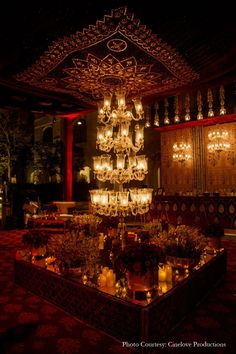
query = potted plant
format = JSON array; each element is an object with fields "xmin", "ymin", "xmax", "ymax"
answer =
[
  {"xmin": 203, "ymin": 222, "xmax": 224, "ymax": 249},
  {"xmin": 22, "ymin": 229, "xmax": 49, "ymax": 255},
  {"xmin": 116, "ymin": 244, "xmax": 163, "ymax": 292},
  {"xmin": 159, "ymin": 225, "xmax": 207, "ymax": 269},
  {"xmin": 49, "ymin": 230, "xmax": 99, "ymax": 276},
  {"xmin": 22, "ymin": 230, "xmax": 49, "ymax": 267},
  {"xmin": 50, "ymin": 233, "xmax": 84, "ymax": 275}
]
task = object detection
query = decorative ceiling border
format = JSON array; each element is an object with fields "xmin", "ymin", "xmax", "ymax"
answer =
[{"xmin": 15, "ymin": 7, "xmax": 199, "ymax": 85}]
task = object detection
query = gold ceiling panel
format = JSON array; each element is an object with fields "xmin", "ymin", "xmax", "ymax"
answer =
[{"xmin": 16, "ymin": 7, "xmax": 199, "ymax": 106}]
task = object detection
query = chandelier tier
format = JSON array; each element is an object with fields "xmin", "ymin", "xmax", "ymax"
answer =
[
  {"xmin": 97, "ymin": 92, "xmax": 144, "ymax": 125},
  {"xmin": 93, "ymin": 153, "xmax": 147, "ymax": 184},
  {"xmin": 207, "ymin": 126, "xmax": 230, "ymax": 153},
  {"xmin": 90, "ymin": 90, "xmax": 153, "ymax": 217},
  {"xmin": 96, "ymin": 123, "xmax": 144, "ymax": 153},
  {"xmin": 172, "ymin": 142, "xmax": 192, "ymax": 163},
  {"xmin": 90, "ymin": 188, "xmax": 153, "ymax": 217}
]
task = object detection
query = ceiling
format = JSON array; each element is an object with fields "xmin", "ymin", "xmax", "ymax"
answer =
[{"xmin": 0, "ymin": 1, "xmax": 235, "ymax": 115}]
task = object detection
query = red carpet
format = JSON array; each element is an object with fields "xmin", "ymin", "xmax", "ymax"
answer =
[
  {"xmin": 0, "ymin": 230, "xmax": 134, "ymax": 354},
  {"xmin": 0, "ymin": 230, "xmax": 236, "ymax": 354}
]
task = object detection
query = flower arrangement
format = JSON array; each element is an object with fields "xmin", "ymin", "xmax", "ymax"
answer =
[
  {"xmin": 116, "ymin": 244, "xmax": 163, "ymax": 275},
  {"xmin": 50, "ymin": 231, "xmax": 86, "ymax": 268},
  {"xmin": 22, "ymin": 230, "xmax": 49, "ymax": 249},
  {"xmin": 71, "ymin": 214, "xmax": 102, "ymax": 237},
  {"xmin": 159, "ymin": 225, "xmax": 207, "ymax": 261},
  {"xmin": 49, "ymin": 230, "xmax": 100, "ymax": 270},
  {"xmin": 144, "ymin": 220, "xmax": 162, "ymax": 238},
  {"xmin": 73, "ymin": 214, "xmax": 101, "ymax": 226}
]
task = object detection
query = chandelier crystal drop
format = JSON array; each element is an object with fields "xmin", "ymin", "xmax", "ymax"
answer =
[
  {"xmin": 90, "ymin": 90, "xmax": 153, "ymax": 217},
  {"xmin": 153, "ymin": 102, "xmax": 160, "ymax": 126},
  {"xmin": 207, "ymin": 125, "xmax": 230, "ymax": 153}
]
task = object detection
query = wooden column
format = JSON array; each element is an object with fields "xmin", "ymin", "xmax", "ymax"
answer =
[
  {"xmin": 63, "ymin": 118, "xmax": 73, "ymax": 201},
  {"xmin": 192, "ymin": 126, "xmax": 206, "ymax": 193}
]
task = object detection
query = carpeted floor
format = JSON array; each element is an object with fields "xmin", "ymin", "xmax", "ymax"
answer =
[{"xmin": 0, "ymin": 230, "xmax": 236, "ymax": 354}]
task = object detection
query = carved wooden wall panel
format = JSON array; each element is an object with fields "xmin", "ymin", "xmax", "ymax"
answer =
[
  {"xmin": 161, "ymin": 128, "xmax": 193, "ymax": 194},
  {"xmin": 204, "ymin": 122, "xmax": 236, "ymax": 194},
  {"xmin": 161, "ymin": 122, "xmax": 236, "ymax": 195}
]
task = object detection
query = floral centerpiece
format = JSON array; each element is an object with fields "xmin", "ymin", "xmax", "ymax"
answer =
[
  {"xmin": 49, "ymin": 231, "xmax": 86, "ymax": 270},
  {"xmin": 116, "ymin": 243, "xmax": 163, "ymax": 292},
  {"xmin": 143, "ymin": 220, "xmax": 162, "ymax": 238},
  {"xmin": 117, "ymin": 244, "xmax": 163, "ymax": 275},
  {"xmin": 158, "ymin": 225, "xmax": 207, "ymax": 269},
  {"xmin": 49, "ymin": 229, "xmax": 99, "ymax": 275},
  {"xmin": 71, "ymin": 214, "xmax": 101, "ymax": 237},
  {"xmin": 22, "ymin": 230, "xmax": 49, "ymax": 266}
]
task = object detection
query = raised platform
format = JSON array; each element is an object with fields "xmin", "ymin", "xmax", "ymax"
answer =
[{"xmin": 14, "ymin": 250, "xmax": 227, "ymax": 349}]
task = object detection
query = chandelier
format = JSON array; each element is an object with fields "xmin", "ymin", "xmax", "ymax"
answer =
[
  {"xmin": 90, "ymin": 188, "xmax": 153, "ymax": 217},
  {"xmin": 207, "ymin": 125, "xmax": 230, "ymax": 153},
  {"xmin": 90, "ymin": 90, "xmax": 153, "ymax": 217},
  {"xmin": 172, "ymin": 142, "xmax": 192, "ymax": 163}
]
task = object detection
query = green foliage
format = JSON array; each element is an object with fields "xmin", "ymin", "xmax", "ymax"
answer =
[
  {"xmin": 49, "ymin": 228, "xmax": 100, "ymax": 269},
  {"xmin": 0, "ymin": 110, "xmax": 34, "ymax": 181},
  {"xmin": 73, "ymin": 145, "xmax": 85, "ymax": 171},
  {"xmin": 32, "ymin": 139, "xmax": 63, "ymax": 177},
  {"xmin": 160, "ymin": 225, "xmax": 207, "ymax": 260},
  {"xmin": 50, "ymin": 231, "xmax": 86, "ymax": 268}
]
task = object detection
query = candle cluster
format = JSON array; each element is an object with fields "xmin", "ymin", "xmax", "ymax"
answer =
[
  {"xmin": 158, "ymin": 264, "xmax": 173, "ymax": 282},
  {"xmin": 98, "ymin": 267, "xmax": 116, "ymax": 288},
  {"xmin": 158, "ymin": 264, "xmax": 173, "ymax": 294}
]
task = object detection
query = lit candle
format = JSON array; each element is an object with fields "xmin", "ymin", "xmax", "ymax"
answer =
[
  {"xmin": 47, "ymin": 264, "xmax": 55, "ymax": 272},
  {"xmin": 98, "ymin": 274, "xmax": 107, "ymax": 288},
  {"xmin": 122, "ymin": 287, "xmax": 127, "ymax": 298},
  {"xmin": 158, "ymin": 264, "xmax": 167, "ymax": 282},
  {"xmin": 146, "ymin": 291, "xmax": 152, "ymax": 302},
  {"xmin": 83, "ymin": 275, "xmax": 88, "ymax": 284},
  {"xmin": 102, "ymin": 267, "xmax": 109, "ymax": 276},
  {"xmin": 160, "ymin": 283, "xmax": 168, "ymax": 293},
  {"xmin": 165, "ymin": 265, "xmax": 173, "ymax": 283},
  {"xmin": 106, "ymin": 270, "xmax": 116, "ymax": 288},
  {"xmin": 98, "ymin": 233, "xmax": 104, "ymax": 250}
]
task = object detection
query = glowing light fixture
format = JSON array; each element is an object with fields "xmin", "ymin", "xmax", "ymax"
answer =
[
  {"xmin": 173, "ymin": 142, "xmax": 192, "ymax": 163},
  {"xmin": 90, "ymin": 90, "xmax": 153, "ymax": 217},
  {"xmin": 207, "ymin": 125, "xmax": 230, "ymax": 153}
]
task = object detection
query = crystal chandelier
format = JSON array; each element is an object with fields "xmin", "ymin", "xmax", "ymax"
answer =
[
  {"xmin": 90, "ymin": 188, "xmax": 153, "ymax": 217},
  {"xmin": 207, "ymin": 125, "xmax": 230, "ymax": 153},
  {"xmin": 90, "ymin": 90, "xmax": 153, "ymax": 217},
  {"xmin": 172, "ymin": 142, "xmax": 192, "ymax": 163}
]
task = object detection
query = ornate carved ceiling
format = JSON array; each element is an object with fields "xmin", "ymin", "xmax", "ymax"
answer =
[
  {"xmin": 15, "ymin": 7, "xmax": 198, "ymax": 107},
  {"xmin": 0, "ymin": 3, "xmax": 235, "ymax": 114}
]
